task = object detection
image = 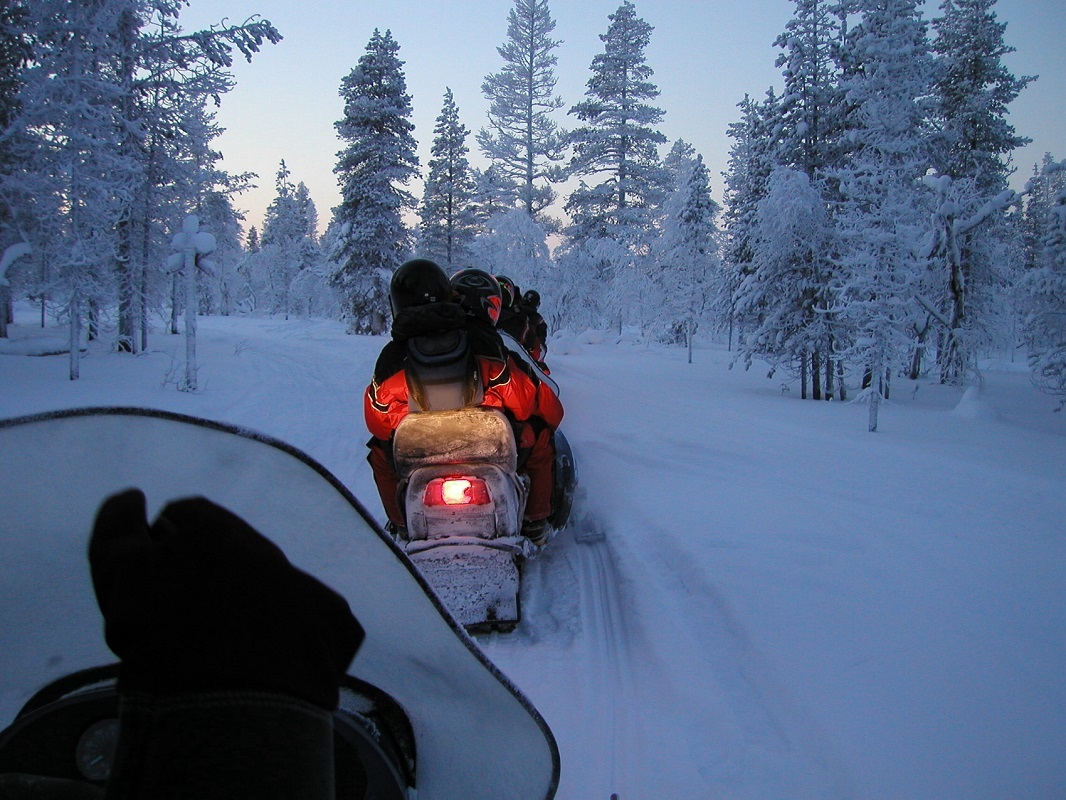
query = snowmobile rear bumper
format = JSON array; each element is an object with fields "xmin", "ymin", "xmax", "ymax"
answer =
[{"xmin": 405, "ymin": 540, "xmax": 528, "ymax": 633}]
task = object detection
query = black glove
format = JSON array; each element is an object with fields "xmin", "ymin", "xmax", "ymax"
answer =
[{"xmin": 89, "ymin": 489, "xmax": 364, "ymax": 710}]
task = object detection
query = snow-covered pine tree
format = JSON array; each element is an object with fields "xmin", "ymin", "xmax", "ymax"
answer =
[
  {"xmin": 566, "ymin": 0, "xmax": 667, "ymax": 244},
  {"xmin": 278, "ymin": 180, "xmax": 332, "ymax": 319},
  {"xmin": 419, "ymin": 88, "xmax": 478, "ymax": 268},
  {"xmin": 194, "ymin": 189, "xmax": 244, "ymax": 317},
  {"xmin": 296, "ymin": 181, "xmax": 319, "ymax": 242},
  {"xmin": 774, "ymin": 0, "xmax": 847, "ymax": 180},
  {"xmin": 663, "ymin": 139, "xmax": 696, "ymax": 181},
  {"xmin": 286, "ymin": 187, "xmax": 333, "ymax": 319},
  {"xmin": 652, "ymin": 153, "xmax": 721, "ymax": 359},
  {"xmin": 478, "ymin": 0, "xmax": 567, "ymax": 222},
  {"xmin": 918, "ymin": 172, "xmax": 1018, "ymax": 381},
  {"xmin": 261, "ymin": 160, "xmax": 299, "ymax": 297},
  {"xmin": 258, "ymin": 161, "xmax": 319, "ymax": 319},
  {"xmin": 3, "ymin": 1, "xmax": 279, "ymax": 357},
  {"xmin": 932, "ymin": 0, "xmax": 1032, "ymax": 194},
  {"xmin": 737, "ymin": 166, "xmax": 833, "ymax": 391},
  {"xmin": 331, "ymin": 29, "xmax": 418, "ymax": 334},
  {"xmin": 157, "ymin": 94, "xmax": 257, "ymax": 342},
  {"xmin": 926, "ymin": 0, "xmax": 1033, "ymax": 383},
  {"xmin": 11, "ymin": 0, "xmax": 140, "ymax": 378},
  {"xmin": 113, "ymin": 4, "xmax": 280, "ymax": 353},
  {"xmin": 565, "ymin": 1, "xmax": 668, "ymax": 331},
  {"xmin": 657, "ymin": 138, "xmax": 697, "ymax": 238},
  {"xmin": 1022, "ymin": 154, "xmax": 1066, "ymax": 272},
  {"xmin": 721, "ymin": 91, "xmax": 782, "ymax": 352},
  {"xmin": 236, "ymin": 225, "xmax": 260, "ymax": 312},
  {"xmin": 1019, "ymin": 168, "xmax": 1066, "ymax": 409},
  {"xmin": 470, "ymin": 164, "xmax": 520, "ymax": 226},
  {"xmin": 551, "ymin": 234, "xmax": 630, "ymax": 334},
  {"xmin": 771, "ymin": 0, "xmax": 849, "ymax": 397},
  {"xmin": 834, "ymin": 0, "xmax": 937, "ymax": 431}
]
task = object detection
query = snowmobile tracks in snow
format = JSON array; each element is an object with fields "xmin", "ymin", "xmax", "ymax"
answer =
[{"xmin": 571, "ymin": 524, "xmax": 645, "ymax": 794}]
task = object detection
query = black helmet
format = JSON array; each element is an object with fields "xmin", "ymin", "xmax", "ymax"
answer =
[
  {"xmin": 390, "ymin": 259, "xmax": 452, "ymax": 316},
  {"xmin": 451, "ymin": 268, "xmax": 503, "ymax": 325},
  {"xmin": 496, "ymin": 275, "xmax": 518, "ymax": 309},
  {"xmin": 522, "ymin": 289, "xmax": 541, "ymax": 310}
]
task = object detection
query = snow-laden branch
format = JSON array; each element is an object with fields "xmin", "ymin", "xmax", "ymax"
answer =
[
  {"xmin": 913, "ymin": 292, "xmax": 953, "ymax": 330},
  {"xmin": 923, "ymin": 174, "xmax": 1017, "ymax": 239},
  {"xmin": 0, "ymin": 242, "xmax": 32, "ymax": 287},
  {"xmin": 956, "ymin": 189, "xmax": 1017, "ymax": 237}
]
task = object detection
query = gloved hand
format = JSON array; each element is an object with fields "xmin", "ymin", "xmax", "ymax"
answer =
[{"xmin": 89, "ymin": 489, "xmax": 364, "ymax": 710}]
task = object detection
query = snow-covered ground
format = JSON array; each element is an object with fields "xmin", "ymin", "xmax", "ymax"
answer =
[{"xmin": 1, "ymin": 306, "xmax": 1064, "ymax": 799}]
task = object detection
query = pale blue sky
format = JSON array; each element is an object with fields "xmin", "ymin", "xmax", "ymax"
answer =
[{"xmin": 180, "ymin": 0, "xmax": 1065, "ymax": 234}]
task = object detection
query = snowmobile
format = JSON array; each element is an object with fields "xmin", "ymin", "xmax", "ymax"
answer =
[
  {"xmin": 391, "ymin": 327, "xmax": 576, "ymax": 633},
  {"xmin": 0, "ymin": 408, "xmax": 559, "ymax": 799}
]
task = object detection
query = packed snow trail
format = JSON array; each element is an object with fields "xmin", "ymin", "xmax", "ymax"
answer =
[
  {"xmin": 481, "ymin": 521, "xmax": 648, "ymax": 799},
  {"xmin": 571, "ymin": 533, "xmax": 644, "ymax": 792}
]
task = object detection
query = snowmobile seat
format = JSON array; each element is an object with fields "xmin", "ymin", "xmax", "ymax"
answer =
[{"xmin": 392, "ymin": 407, "xmax": 519, "ymax": 479}]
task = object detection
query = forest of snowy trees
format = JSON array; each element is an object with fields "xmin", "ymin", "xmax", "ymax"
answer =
[{"xmin": 0, "ymin": 0, "xmax": 1062, "ymax": 416}]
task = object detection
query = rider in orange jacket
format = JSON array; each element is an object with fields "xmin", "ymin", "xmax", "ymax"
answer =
[{"xmin": 364, "ymin": 260, "xmax": 537, "ymax": 537}]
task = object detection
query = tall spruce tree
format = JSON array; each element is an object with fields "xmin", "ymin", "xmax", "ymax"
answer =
[
  {"xmin": 737, "ymin": 166, "xmax": 834, "ymax": 395},
  {"xmin": 653, "ymin": 153, "xmax": 721, "ymax": 357},
  {"xmin": 773, "ymin": 0, "xmax": 847, "ymax": 180},
  {"xmin": 834, "ymin": 0, "xmax": 937, "ymax": 430},
  {"xmin": 470, "ymin": 164, "xmax": 520, "ymax": 224},
  {"xmin": 479, "ymin": 0, "xmax": 567, "ymax": 222},
  {"xmin": 195, "ymin": 188, "xmax": 244, "ymax": 317},
  {"xmin": 1019, "ymin": 161, "xmax": 1066, "ymax": 408},
  {"xmin": 12, "ymin": 0, "xmax": 140, "ymax": 378},
  {"xmin": 331, "ymin": 29, "xmax": 418, "ymax": 334},
  {"xmin": 932, "ymin": 0, "xmax": 1032, "ymax": 193},
  {"xmin": 927, "ymin": 0, "xmax": 1033, "ymax": 383},
  {"xmin": 260, "ymin": 161, "xmax": 318, "ymax": 319},
  {"xmin": 566, "ymin": 0, "xmax": 667, "ymax": 244},
  {"xmin": 745, "ymin": 0, "xmax": 849, "ymax": 398},
  {"xmin": 565, "ymin": 1, "xmax": 667, "ymax": 331},
  {"xmin": 722, "ymin": 90, "xmax": 783, "ymax": 353},
  {"xmin": 1022, "ymin": 154, "xmax": 1066, "ymax": 271},
  {"xmin": 419, "ymin": 88, "xmax": 478, "ymax": 268},
  {"xmin": 662, "ymin": 139, "xmax": 696, "ymax": 188}
]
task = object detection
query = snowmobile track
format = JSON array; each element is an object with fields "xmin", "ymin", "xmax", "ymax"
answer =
[{"xmin": 572, "ymin": 529, "xmax": 644, "ymax": 796}]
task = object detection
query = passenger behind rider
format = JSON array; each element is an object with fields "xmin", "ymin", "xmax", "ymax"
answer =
[
  {"xmin": 364, "ymin": 259, "xmax": 541, "ymax": 541},
  {"xmin": 495, "ymin": 276, "xmax": 550, "ymax": 373},
  {"xmin": 520, "ymin": 289, "xmax": 550, "ymax": 369},
  {"xmin": 450, "ymin": 269, "xmax": 563, "ymax": 545},
  {"xmin": 495, "ymin": 275, "xmax": 528, "ymax": 345}
]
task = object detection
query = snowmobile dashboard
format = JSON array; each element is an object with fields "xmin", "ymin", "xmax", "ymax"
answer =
[{"xmin": 0, "ymin": 664, "xmax": 415, "ymax": 799}]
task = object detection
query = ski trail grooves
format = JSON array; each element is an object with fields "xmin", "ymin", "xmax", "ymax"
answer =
[{"xmin": 572, "ymin": 531, "xmax": 643, "ymax": 797}]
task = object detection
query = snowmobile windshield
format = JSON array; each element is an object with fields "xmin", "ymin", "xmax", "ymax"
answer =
[{"xmin": 0, "ymin": 408, "xmax": 559, "ymax": 800}]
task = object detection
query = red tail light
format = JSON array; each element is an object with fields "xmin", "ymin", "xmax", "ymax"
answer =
[{"xmin": 424, "ymin": 477, "xmax": 491, "ymax": 506}]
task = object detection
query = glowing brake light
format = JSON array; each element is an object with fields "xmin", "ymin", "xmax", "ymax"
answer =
[{"xmin": 424, "ymin": 477, "xmax": 491, "ymax": 506}]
